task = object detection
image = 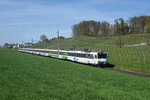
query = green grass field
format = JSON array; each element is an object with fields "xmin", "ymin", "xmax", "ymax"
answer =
[
  {"xmin": 0, "ymin": 49, "xmax": 150, "ymax": 100},
  {"xmin": 27, "ymin": 34, "xmax": 150, "ymax": 74}
]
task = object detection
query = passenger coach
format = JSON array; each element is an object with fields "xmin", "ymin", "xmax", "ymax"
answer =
[{"xmin": 19, "ymin": 48, "xmax": 108, "ymax": 66}]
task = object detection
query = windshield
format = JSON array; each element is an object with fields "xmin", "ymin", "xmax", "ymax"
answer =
[{"xmin": 98, "ymin": 54, "xmax": 107, "ymax": 59}]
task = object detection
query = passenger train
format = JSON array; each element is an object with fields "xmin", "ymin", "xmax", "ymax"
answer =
[{"xmin": 19, "ymin": 48, "xmax": 108, "ymax": 66}]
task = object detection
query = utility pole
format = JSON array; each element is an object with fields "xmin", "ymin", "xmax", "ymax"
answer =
[
  {"xmin": 32, "ymin": 38, "xmax": 33, "ymax": 45},
  {"xmin": 31, "ymin": 38, "xmax": 33, "ymax": 53},
  {"xmin": 57, "ymin": 30, "xmax": 59, "ymax": 57},
  {"xmin": 22, "ymin": 40, "xmax": 24, "ymax": 48}
]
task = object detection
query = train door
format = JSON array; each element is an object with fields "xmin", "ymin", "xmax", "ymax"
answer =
[{"xmin": 85, "ymin": 54, "xmax": 94, "ymax": 64}]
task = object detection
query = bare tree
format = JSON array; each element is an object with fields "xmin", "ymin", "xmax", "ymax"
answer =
[{"xmin": 99, "ymin": 21, "xmax": 111, "ymax": 36}]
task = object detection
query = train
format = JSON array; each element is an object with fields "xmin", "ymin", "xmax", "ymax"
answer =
[{"xmin": 19, "ymin": 48, "xmax": 108, "ymax": 66}]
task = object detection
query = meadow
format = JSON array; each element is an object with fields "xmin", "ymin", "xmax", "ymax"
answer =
[
  {"xmin": 0, "ymin": 49, "xmax": 150, "ymax": 100},
  {"xmin": 28, "ymin": 34, "xmax": 150, "ymax": 74}
]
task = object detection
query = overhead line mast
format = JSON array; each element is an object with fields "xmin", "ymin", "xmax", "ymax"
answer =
[{"xmin": 57, "ymin": 30, "xmax": 59, "ymax": 56}]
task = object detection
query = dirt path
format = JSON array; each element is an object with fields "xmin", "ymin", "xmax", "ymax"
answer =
[{"xmin": 124, "ymin": 42, "xmax": 147, "ymax": 47}]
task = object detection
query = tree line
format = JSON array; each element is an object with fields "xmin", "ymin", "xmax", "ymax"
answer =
[
  {"xmin": 40, "ymin": 34, "xmax": 65, "ymax": 43},
  {"xmin": 72, "ymin": 16, "xmax": 150, "ymax": 37}
]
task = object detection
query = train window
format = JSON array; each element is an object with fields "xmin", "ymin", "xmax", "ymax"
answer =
[
  {"xmin": 77, "ymin": 53, "xmax": 80, "ymax": 57},
  {"xmin": 79, "ymin": 54, "xmax": 81, "ymax": 57},
  {"xmin": 53, "ymin": 51, "xmax": 57, "ymax": 54},
  {"xmin": 81, "ymin": 54, "xmax": 84, "ymax": 57},
  {"xmin": 70, "ymin": 53, "xmax": 72, "ymax": 56},
  {"xmin": 98, "ymin": 54, "xmax": 107, "ymax": 58},
  {"xmin": 69, "ymin": 53, "xmax": 73, "ymax": 56},
  {"xmin": 63, "ymin": 52, "xmax": 67, "ymax": 55},
  {"xmin": 51, "ymin": 51, "xmax": 54, "ymax": 54},
  {"xmin": 76, "ymin": 53, "xmax": 78, "ymax": 57},
  {"xmin": 84, "ymin": 54, "xmax": 94, "ymax": 59},
  {"xmin": 79, "ymin": 53, "xmax": 81, "ymax": 57},
  {"xmin": 83, "ymin": 54, "xmax": 86, "ymax": 58},
  {"xmin": 65, "ymin": 53, "xmax": 68, "ymax": 55},
  {"xmin": 88, "ymin": 54, "xmax": 94, "ymax": 59},
  {"xmin": 60, "ymin": 52, "xmax": 67, "ymax": 55},
  {"xmin": 85, "ymin": 54, "xmax": 88, "ymax": 58},
  {"xmin": 74, "ymin": 53, "xmax": 77, "ymax": 57}
]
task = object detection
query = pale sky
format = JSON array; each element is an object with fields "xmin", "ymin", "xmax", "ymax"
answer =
[{"xmin": 0, "ymin": 0, "xmax": 150, "ymax": 45}]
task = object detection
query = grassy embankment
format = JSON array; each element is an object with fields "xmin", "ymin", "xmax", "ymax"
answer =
[
  {"xmin": 27, "ymin": 34, "xmax": 150, "ymax": 74},
  {"xmin": 0, "ymin": 49, "xmax": 150, "ymax": 100}
]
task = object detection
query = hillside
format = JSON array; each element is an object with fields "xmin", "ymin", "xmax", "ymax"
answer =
[
  {"xmin": 28, "ymin": 34, "xmax": 150, "ymax": 49},
  {"xmin": 0, "ymin": 49, "xmax": 150, "ymax": 100},
  {"xmin": 26, "ymin": 34, "xmax": 150, "ymax": 74}
]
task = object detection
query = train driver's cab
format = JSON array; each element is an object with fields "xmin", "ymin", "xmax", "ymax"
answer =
[{"xmin": 97, "ymin": 52, "xmax": 108, "ymax": 65}]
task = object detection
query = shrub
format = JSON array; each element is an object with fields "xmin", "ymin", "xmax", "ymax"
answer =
[{"xmin": 115, "ymin": 38, "xmax": 124, "ymax": 48}]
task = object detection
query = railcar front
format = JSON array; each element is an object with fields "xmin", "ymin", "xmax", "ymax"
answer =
[{"xmin": 95, "ymin": 52, "xmax": 108, "ymax": 66}]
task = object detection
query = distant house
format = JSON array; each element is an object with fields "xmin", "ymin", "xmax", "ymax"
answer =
[
  {"xmin": 4, "ymin": 43, "xmax": 33, "ymax": 48},
  {"xmin": 24, "ymin": 43, "xmax": 33, "ymax": 46},
  {"xmin": 6, "ymin": 44, "xmax": 15, "ymax": 48},
  {"xmin": 13, "ymin": 44, "xmax": 24, "ymax": 48},
  {"xmin": 13, "ymin": 44, "xmax": 20, "ymax": 48}
]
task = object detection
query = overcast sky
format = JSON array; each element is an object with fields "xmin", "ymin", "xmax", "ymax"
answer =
[{"xmin": 0, "ymin": 0, "xmax": 150, "ymax": 45}]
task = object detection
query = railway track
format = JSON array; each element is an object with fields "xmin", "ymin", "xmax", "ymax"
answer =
[{"xmin": 103, "ymin": 67, "xmax": 150, "ymax": 78}]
